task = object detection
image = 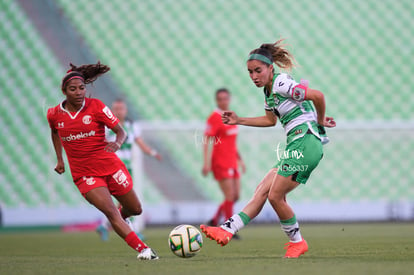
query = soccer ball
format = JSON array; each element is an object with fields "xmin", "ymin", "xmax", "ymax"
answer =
[{"xmin": 168, "ymin": 224, "xmax": 203, "ymax": 258}]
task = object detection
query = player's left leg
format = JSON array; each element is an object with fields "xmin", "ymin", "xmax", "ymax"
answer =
[
  {"xmin": 114, "ymin": 189, "xmax": 143, "ymax": 219},
  {"xmin": 267, "ymin": 134, "xmax": 323, "ymax": 258},
  {"xmin": 267, "ymin": 174, "xmax": 308, "ymax": 258},
  {"xmin": 109, "ymin": 165, "xmax": 143, "ymax": 219},
  {"xmin": 85, "ymin": 187, "xmax": 135, "ymax": 239},
  {"xmin": 114, "ymin": 190, "xmax": 145, "ymax": 238}
]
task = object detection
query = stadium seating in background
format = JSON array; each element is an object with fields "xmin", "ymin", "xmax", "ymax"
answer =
[
  {"xmin": 56, "ymin": 0, "xmax": 413, "ymax": 203},
  {"xmin": 0, "ymin": 0, "xmax": 413, "ymax": 224},
  {"xmin": 56, "ymin": 0, "xmax": 412, "ymax": 121},
  {"xmin": 0, "ymin": 1, "xmax": 82, "ymax": 207}
]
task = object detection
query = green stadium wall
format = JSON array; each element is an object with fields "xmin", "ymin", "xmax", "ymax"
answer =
[{"xmin": 0, "ymin": 0, "xmax": 413, "ymax": 226}]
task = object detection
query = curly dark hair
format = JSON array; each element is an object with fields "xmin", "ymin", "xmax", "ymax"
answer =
[{"xmin": 61, "ymin": 61, "xmax": 110, "ymax": 91}]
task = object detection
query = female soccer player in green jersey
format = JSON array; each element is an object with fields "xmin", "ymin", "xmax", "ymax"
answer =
[{"xmin": 201, "ymin": 39, "xmax": 336, "ymax": 258}]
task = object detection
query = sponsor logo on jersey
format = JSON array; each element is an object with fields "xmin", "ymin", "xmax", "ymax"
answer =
[
  {"xmin": 82, "ymin": 115, "xmax": 92, "ymax": 125},
  {"xmin": 103, "ymin": 106, "xmax": 117, "ymax": 122},
  {"xmin": 58, "ymin": 122, "xmax": 64, "ymax": 128},
  {"xmin": 83, "ymin": 176, "xmax": 96, "ymax": 185},
  {"xmin": 112, "ymin": 169, "xmax": 130, "ymax": 188},
  {"xmin": 292, "ymin": 86, "xmax": 306, "ymax": 101},
  {"xmin": 61, "ymin": 130, "xmax": 96, "ymax": 141}
]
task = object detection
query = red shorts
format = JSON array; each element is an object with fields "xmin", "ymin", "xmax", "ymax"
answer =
[
  {"xmin": 212, "ymin": 164, "xmax": 240, "ymax": 181},
  {"xmin": 74, "ymin": 165, "xmax": 133, "ymax": 197}
]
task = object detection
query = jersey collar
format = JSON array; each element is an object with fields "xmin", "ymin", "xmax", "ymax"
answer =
[
  {"xmin": 60, "ymin": 99, "xmax": 86, "ymax": 119},
  {"xmin": 263, "ymin": 73, "xmax": 279, "ymax": 97}
]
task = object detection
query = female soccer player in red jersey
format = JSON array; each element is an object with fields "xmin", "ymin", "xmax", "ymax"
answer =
[
  {"xmin": 201, "ymin": 40, "xmax": 336, "ymax": 258},
  {"xmin": 47, "ymin": 62, "xmax": 158, "ymax": 260},
  {"xmin": 202, "ymin": 88, "xmax": 245, "ymax": 229}
]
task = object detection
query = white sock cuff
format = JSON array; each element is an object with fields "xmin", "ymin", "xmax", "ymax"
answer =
[{"xmin": 221, "ymin": 214, "xmax": 243, "ymax": 234}]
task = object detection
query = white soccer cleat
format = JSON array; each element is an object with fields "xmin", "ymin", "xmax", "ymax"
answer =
[{"xmin": 137, "ymin": 248, "xmax": 159, "ymax": 260}]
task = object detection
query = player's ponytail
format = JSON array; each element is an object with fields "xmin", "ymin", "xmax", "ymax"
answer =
[
  {"xmin": 61, "ymin": 61, "xmax": 110, "ymax": 91},
  {"xmin": 248, "ymin": 39, "xmax": 296, "ymax": 71}
]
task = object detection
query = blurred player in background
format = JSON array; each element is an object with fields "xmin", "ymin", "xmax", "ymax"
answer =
[
  {"xmin": 96, "ymin": 99, "xmax": 162, "ymax": 241},
  {"xmin": 201, "ymin": 39, "xmax": 336, "ymax": 258},
  {"xmin": 47, "ymin": 62, "xmax": 158, "ymax": 260},
  {"xmin": 202, "ymin": 88, "xmax": 245, "ymax": 233}
]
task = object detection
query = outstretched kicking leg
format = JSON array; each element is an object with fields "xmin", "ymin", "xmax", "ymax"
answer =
[{"xmin": 201, "ymin": 168, "xmax": 277, "ymax": 246}]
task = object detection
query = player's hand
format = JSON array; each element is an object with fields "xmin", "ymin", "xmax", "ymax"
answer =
[
  {"xmin": 202, "ymin": 164, "xmax": 211, "ymax": 177},
  {"xmin": 105, "ymin": 142, "xmax": 121, "ymax": 153},
  {"xmin": 54, "ymin": 161, "xmax": 65, "ymax": 174},
  {"xmin": 222, "ymin": 111, "xmax": 239, "ymax": 125},
  {"xmin": 319, "ymin": 116, "xmax": 336, "ymax": 128},
  {"xmin": 239, "ymin": 160, "xmax": 246, "ymax": 174}
]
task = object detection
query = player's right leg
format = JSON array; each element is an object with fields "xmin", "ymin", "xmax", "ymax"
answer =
[
  {"xmin": 201, "ymin": 168, "xmax": 278, "ymax": 246},
  {"xmin": 85, "ymin": 186, "xmax": 157, "ymax": 260}
]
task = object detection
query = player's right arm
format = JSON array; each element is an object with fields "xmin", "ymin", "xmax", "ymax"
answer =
[
  {"xmin": 222, "ymin": 110, "xmax": 276, "ymax": 127},
  {"xmin": 104, "ymin": 123, "xmax": 126, "ymax": 153},
  {"xmin": 202, "ymin": 114, "xmax": 219, "ymax": 177},
  {"xmin": 51, "ymin": 128, "xmax": 65, "ymax": 174},
  {"xmin": 47, "ymin": 108, "xmax": 65, "ymax": 174}
]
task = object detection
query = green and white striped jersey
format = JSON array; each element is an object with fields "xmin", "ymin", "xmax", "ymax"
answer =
[
  {"xmin": 106, "ymin": 120, "xmax": 141, "ymax": 170},
  {"xmin": 264, "ymin": 73, "xmax": 320, "ymax": 138}
]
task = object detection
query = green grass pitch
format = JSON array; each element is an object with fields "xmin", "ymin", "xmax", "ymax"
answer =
[{"xmin": 1, "ymin": 223, "xmax": 413, "ymax": 275}]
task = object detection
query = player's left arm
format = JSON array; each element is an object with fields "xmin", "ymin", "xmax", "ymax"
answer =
[
  {"xmin": 275, "ymin": 73, "xmax": 335, "ymax": 127},
  {"xmin": 105, "ymin": 123, "xmax": 127, "ymax": 153},
  {"xmin": 305, "ymin": 89, "xmax": 336, "ymax": 128},
  {"xmin": 134, "ymin": 137, "xmax": 162, "ymax": 161}
]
